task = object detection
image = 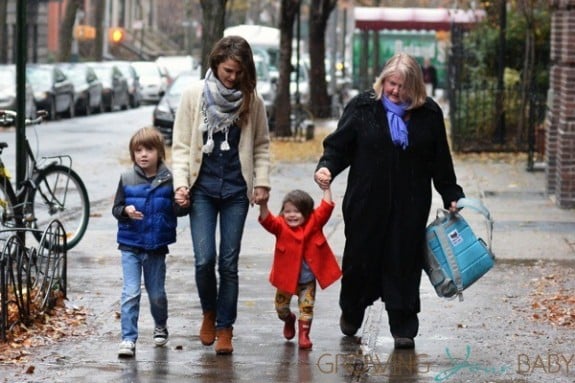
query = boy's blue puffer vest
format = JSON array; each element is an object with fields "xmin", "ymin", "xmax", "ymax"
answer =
[{"xmin": 117, "ymin": 165, "xmax": 177, "ymax": 250}]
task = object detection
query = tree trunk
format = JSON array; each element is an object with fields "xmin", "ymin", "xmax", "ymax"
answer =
[
  {"xmin": 274, "ymin": 0, "xmax": 299, "ymax": 138},
  {"xmin": 199, "ymin": 0, "xmax": 227, "ymax": 78},
  {"xmin": 0, "ymin": 0, "xmax": 7, "ymax": 63},
  {"xmin": 308, "ymin": 0, "xmax": 336, "ymax": 119},
  {"xmin": 58, "ymin": 0, "xmax": 79, "ymax": 62}
]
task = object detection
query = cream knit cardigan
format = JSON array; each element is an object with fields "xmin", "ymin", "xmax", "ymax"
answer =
[{"xmin": 171, "ymin": 80, "xmax": 271, "ymax": 202}]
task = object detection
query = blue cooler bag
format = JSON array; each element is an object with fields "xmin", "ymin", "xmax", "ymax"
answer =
[{"xmin": 424, "ymin": 197, "xmax": 495, "ymax": 301}]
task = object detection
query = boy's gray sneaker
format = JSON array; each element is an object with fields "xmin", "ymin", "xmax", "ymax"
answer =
[
  {"xmin": 153, "ymin": 327, "xmax": 169, "ymax": 346},
  {"xmin": 118, "ymin": 340, "xmax": 136, "ymax": 357}
]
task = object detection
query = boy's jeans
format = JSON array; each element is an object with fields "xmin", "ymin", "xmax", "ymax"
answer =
[
  {"xmin": 120, "ymin": 251, "xmax": 168, "ymax": 342},
  {"xmin": 189, "ymin": 189, "xmax": 249, "ymax": 329}
]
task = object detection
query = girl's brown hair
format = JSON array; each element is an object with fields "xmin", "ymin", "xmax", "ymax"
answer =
[
  {"xmin": 129, "ymin": 127, "xmax": 166, "ymax": 163},
  {"xmin": 280, "ymin": 190, "xmax": 314, "ymax": 221},
  {"xmin": 209, "ymin": 35, "xmax": 257, "ymax": 127}
]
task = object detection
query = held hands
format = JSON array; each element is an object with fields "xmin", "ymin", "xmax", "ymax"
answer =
[
  {"xmin": 175, "ymin": 187, "xmax": 190, "ymax": 208},
  {"xmin": 314, "ymin": 167, "xmax": 332, "ymax": 190},
  {"xmin": 252, "ymin": 187, "xmax": 270, "ymax": 205},
  {"xmin": 124, "ymin": 205, "xmax": 144, "ymax": 220}
]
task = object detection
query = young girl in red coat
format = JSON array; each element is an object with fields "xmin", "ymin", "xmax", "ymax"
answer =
[{"xmin": 257, "ymin": 187, "xmax": 341, "ymax": 350}]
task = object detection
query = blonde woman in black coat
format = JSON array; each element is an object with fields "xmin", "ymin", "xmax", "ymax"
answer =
[{"xmin": 314, "ymin": 52, "xmax": 464, "ymax": 349}]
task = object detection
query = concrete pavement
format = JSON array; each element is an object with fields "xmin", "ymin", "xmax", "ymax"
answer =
[{"xmin": 2, "ymin": 120, "xmax": 575, "ymax": 383}]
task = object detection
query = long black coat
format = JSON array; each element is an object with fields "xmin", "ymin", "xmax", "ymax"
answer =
[{"xmin": 316, "ymin": 91, "xmax": 464, "ymax": 315}]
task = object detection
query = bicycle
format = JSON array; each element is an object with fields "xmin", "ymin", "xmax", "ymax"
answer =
[
  {"xmin": 0, "ymin": 109, "xmax": 90, "ymax": 250},
  {"xmin": 290, "ymin": 102, "xmax": 314, "ymax": 141}
]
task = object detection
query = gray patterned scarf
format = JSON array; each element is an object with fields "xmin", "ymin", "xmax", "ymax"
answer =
[{"xmin": 200, "ymin": 68, "xmax": 243, "ymax": 154}]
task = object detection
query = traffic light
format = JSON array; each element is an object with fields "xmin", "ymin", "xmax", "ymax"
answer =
[{"xmin": 108, "ymin": 27, "xmax": 125, "ymax": 44}]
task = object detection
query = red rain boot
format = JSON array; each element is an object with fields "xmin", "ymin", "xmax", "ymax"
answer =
[
  {"xmin": 298, "ymin": 320, "xmax": 313, "ymax": 350},
  {"xmin": 283, "ymin": 312, "xmax": 296, "ymax": 340}
]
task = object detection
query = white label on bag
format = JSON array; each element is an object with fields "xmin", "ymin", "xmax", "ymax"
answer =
[{"xmin": 448, "ymin": 229, "xmax": 463, "ymax": 246}]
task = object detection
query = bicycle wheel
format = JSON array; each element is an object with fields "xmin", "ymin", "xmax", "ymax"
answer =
[{"xmin": 30, "ymin": 165, "xmax": 90, "ymax": 250}]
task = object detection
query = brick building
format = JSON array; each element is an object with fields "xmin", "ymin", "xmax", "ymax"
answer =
[{"xmin": 546, "ymin": 0, "xmax": 575, "ymax": 208}]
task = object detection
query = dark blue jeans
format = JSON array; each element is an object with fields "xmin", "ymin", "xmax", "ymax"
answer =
[{"xmin": 189, "ymin": 189, "xmax": 249, "ymax": 329}]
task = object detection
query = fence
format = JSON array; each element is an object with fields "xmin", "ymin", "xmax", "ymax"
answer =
[
  {"xmin": 448, "ymin": 84, "xmax": 547, "ymax": 170},
  {"xmin": 0, "ymin": 220, "xmax": 67, "ymax": 342}
]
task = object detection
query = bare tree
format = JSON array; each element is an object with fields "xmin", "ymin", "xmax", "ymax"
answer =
[
  {"xmin": 93, "ymin": 0, "xmax": 105, "ymax": 60},
  {"xmin": 308, "ymin": 0, "xmax": 337, "ymax": 118},
  {"xmin": 58, "ymin": 0, "xmax": 80, "ymax": 62},
  {"xmin": 199, "ymin": 0, "xmax": 228, "ymax": 78},
  {"xmin": 274, "ymin": 0, "xmax": 300, "ymax": 138}
]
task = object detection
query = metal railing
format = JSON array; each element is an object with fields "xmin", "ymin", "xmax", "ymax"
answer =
[
  {"xmin": 448, "ymin": 84, "xmax": 547, "ymax": 167},
  {"xmin": 0, "ymin": 220, "xmax": 67, "ymax": 342}
]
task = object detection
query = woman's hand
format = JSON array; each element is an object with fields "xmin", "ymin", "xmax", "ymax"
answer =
[
  {"xmin": 175, "ymin": 187, "xmax": 190, "ymax": 208},
  {"xmin": 253, "ymin": 187, "xmax": 269, "ymax": 205},
  {"xmin": 314, "ymin": 167, "xmax": 332, "ymax": 190},
  {"xmin": 448, "ymin": 201, "xmax": 459, "ymax": 213}
]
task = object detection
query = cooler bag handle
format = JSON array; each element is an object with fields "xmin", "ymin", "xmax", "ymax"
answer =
[{"xmin": 455, "ymin": 197, "xmax": 493, "ymax": 250}]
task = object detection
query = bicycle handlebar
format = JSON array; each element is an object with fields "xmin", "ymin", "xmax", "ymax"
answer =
[{"xmin": 0, "ymin": 109, "xmax": 48, "ymax": 127}]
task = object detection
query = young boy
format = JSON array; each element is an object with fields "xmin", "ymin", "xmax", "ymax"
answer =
[{"xmin": 112, "ymin": 127, "xmax": 183, "ymax": 358}]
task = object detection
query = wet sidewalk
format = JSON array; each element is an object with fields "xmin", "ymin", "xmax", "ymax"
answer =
[{"xmin": 3, "ymin": 123, "xmax": 575, "ymax": 383}]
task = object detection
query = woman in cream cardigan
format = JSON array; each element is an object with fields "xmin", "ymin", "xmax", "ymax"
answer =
[{"xmin": 172, "ymin": 36, "xmax": 271, "ymax": 355}]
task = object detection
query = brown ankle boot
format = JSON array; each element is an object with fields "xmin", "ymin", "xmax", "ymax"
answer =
[
  {"xmin": 282, "ymin": 312, "xmax": 296, "ymax": 340},
  {"xmin": 200, "ymin": 311, "xmax": 216, "ymax": 346},
  {"xmin": 215, "ymin": 327, "xmax": 233, "ymax": 355},
  {"xmin": 298, "ymin": 320, "xmax": 312, "ymax": 350}
]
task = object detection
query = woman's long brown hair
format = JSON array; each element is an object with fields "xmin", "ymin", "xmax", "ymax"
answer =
[{"xmin": 209, "ymin": 36, "xmax": 257, "ymax": 127}]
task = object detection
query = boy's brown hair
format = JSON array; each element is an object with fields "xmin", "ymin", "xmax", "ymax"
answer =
[
  {"xmin": 129, "ymin": 127, "xmax": 165, "ymax": 163},
  {"xmin": 280, "ymin": 189, "xmax": 314, "ymax": 221}
]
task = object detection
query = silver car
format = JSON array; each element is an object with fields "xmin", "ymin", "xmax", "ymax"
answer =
[
  {"xmin": 131, "ymin": 61, "xmax": 165, "ymax": 104},
  {"xmin": 26, "ymin": 64, "xmax": 75, "ymax": 120},
  {"xmin": 0, "ymin": 64, "xmax": 36, "ymax": 118}
]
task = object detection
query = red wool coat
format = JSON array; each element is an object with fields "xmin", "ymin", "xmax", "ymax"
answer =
[{"xmin": 259, "ymin": 199, "xmax": 342, "ymax": 295}]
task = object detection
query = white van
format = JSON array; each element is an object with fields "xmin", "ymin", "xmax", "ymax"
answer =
[{"xmin": 224, "ymin": 24, "xmax": 280, "ymax": 80}]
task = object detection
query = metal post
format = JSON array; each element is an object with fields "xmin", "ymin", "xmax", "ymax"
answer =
[
  {"xmin": 494, "ymin": 0, "xmax": 506, "ymax": 144},
  {"xmin": 103, "ymin": 0, "xmax": 110, "ymax": 59},
  {"xmin": 341, "ymin": 7, "xmax": 347, "ymax": 77},
  {"xmin": 330, "ymin": 7, "xmax": 338, "ymax": 117},
  {"xmin": 16, "ymin": 0, "xmax": 27, "ymax": 244}
]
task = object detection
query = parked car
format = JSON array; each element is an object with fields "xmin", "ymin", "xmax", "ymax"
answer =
[
  {"xmin": 153, "ymin": 71, "xmax": 195, "ymax": 145},
  {"xmin": 110, "ymin": 61, "xmax": 142, "ymax": 108},
  {"xmin": 86, "ymin": 62, "xmax": 130, "ymax": 112},
  {"xmin": 0, "ymin": 64, "xmax": 36, "ymax": 118},
  {"xmin": 58, "ymin": 62, "xmax": 104, "ymax": 115},
  {"xmin": 131, "ymin": 61, "xmax": 165, "ymax": 104},
  {"xmin": 26, "ymin": 63, "xmax": 75, "ymax": 120}
]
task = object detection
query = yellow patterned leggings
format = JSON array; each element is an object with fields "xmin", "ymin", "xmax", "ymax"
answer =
[{"xmin": 275, "ymin": 280, "xmax": 316, "ymax": 322}]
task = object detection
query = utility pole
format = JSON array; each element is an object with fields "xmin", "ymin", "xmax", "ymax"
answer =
[{"xmin": 102, "ymin": 0, "xmax": 110, "ymax": 59}]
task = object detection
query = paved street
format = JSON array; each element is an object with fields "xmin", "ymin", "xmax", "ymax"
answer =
[{"xmin": 2, "ymin": 119, "xmax": 575, "ymax": 383}]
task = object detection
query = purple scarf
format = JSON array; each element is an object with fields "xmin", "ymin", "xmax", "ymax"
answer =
[{"xmin": 382, "ymin": 96, "xmax": 409, "ymax": 150}]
